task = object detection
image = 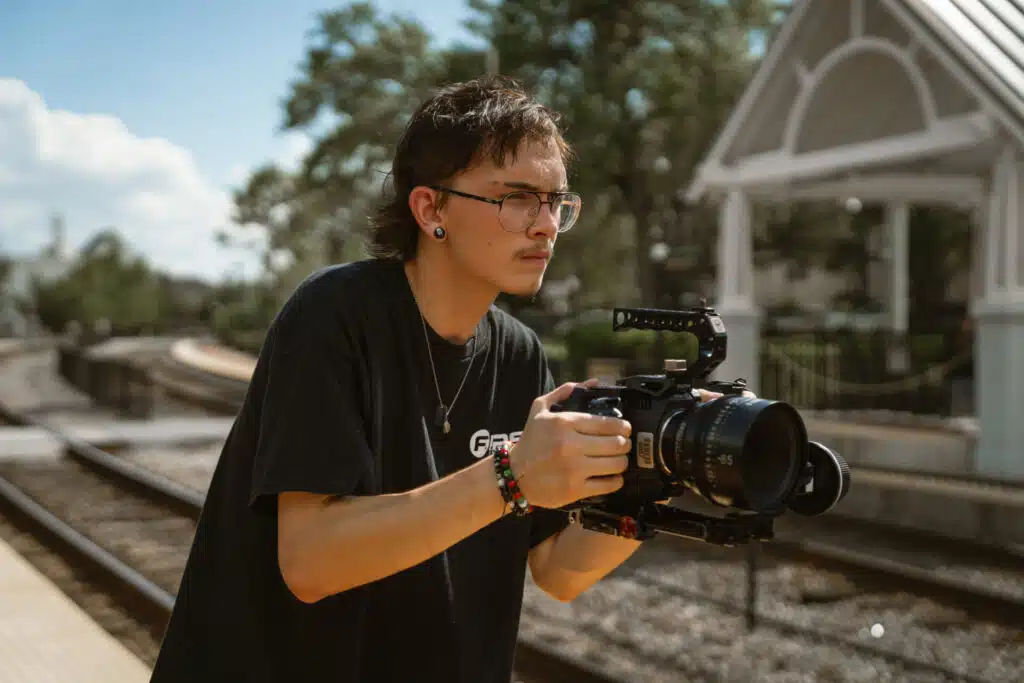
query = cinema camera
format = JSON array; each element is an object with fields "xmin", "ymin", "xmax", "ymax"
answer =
[{"xmin": 550, "ymin": 304, "xmax": 851, "ymax": 546}]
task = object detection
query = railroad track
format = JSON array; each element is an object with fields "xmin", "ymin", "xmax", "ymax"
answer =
[
  {"xmin": 0, "ymin": 397, "xmax": 619, "ymax": 681},
  {"xmin": 148, "ymin": 349, "xmax": 1024, "ymax": 681},
  {"xmin": 850, "ymin": 464, "xmax": 1024, "ymax": 507},
  {"xmin": 615, "ymin": 513, "xmax": 1024, "ymax": 683},
  {"xmin": 3, "ymin": 344, "xmax": 1022, "ymax": 681},
  {"xmin": 768, "ymin": 513, "xmax": 1024, "ymax": 622}
]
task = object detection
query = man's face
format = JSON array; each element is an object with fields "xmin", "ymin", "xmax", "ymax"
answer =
[{"xmin": 440, "ymin": 136, "xmax": 572, "ymax": 297}]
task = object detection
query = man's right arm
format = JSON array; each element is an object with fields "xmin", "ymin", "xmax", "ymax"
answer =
[
  {"xmin": 277, "ymin": 456, "xmax": 506, "ymax": 603},
  {"xmin": 253, "ymin": 296, "xmax": 630, "ymax": 604},
  {"xmin": 252, "ymin": 293, "xmax": 514, "ymax": 603}
]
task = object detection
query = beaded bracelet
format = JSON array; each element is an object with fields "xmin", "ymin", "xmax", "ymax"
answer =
[{"xmin": 492, "ymin": 441, "xmax": 533, "ymax": 517}]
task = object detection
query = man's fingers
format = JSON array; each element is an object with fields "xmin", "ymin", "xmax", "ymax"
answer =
[
  {"xmin": 541, "ymin": 381, "xmax": 579, "ymax": 405},
  {"xmin": 537, "ymin": 378, "xmax": 604, "ymax": 409},
  {"xmin": 585, "ymin": 454, "xmax": 630, "ymax": 477},
  {"xmin": 561, "ymin": 412, "xmax": 631, "ymax": 437},
  {"xmin": 531, "ymin": 382, "xmax": 579, "ymax": 417},
  {"xmin": 696, "ymin": 389, "xmax": 760, "ymax": 402},
  {"xmin": 583, "ymin": 474, "xmax": 624, "ymax": 497},
  {"xmin": 573, "ymin": 432, "xmax": 632, "ymax": 456}
]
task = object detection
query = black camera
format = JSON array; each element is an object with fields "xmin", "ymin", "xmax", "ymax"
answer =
[{"xmin": 550, "ymin": 304, "xmax": 851, "ymax": 546}]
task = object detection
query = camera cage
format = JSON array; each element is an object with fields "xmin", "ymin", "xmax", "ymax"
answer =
[
  {"xmin": 560, "ymin": 303, "xmax": 847, "ymax": 547},
  {"xmin": 610, "ymin": 301, "xmax": 727, "ymax": 383}
]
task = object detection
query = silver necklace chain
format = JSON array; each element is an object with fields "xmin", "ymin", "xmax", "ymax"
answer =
[{"xmin": 417, "ymin": 307, "xmax": 474, "ymax": 435}]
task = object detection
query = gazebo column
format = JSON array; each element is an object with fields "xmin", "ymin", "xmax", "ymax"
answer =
[
  {"xmin": 885, "ymin": 202, "xmax": 910, "ymax": 335},
  {"xmin": 972, "ymin": 148, "xmax": 1024, "ymax": 479},
  {"xmin": 714, "ymin": 189, "xmax": 761, "ymax": 389},
  {"xmin": 885, "ymin": 202, "xmax": 910, "ymax": 373}
]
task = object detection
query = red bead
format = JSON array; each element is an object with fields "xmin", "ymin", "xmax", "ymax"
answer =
[
  {"xmin": 513, "ymin": 491, "xmax": 522, "ymax": 500},
  {"xmin": 508, "ymin": 480, "xmax": 516, "ymax": 489},
  {"xmin": 618, "ymin": 517, "xmax": 638, "ymax": 538}
]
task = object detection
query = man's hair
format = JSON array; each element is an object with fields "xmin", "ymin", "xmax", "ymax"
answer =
[{"xmin": 368, "ymin": 75, "xmax": 573, "ymax": 261}]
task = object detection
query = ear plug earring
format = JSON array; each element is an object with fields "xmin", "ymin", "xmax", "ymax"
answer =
[{"xmin": 433, "ymin": 226, "xmax": 446, "ymax": 240}]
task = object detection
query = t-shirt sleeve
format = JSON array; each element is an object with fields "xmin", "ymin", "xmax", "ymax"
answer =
[
  {"xmin": 528, "ymin": 341, "xmax": 572, "ymax": 548},
  {"xmin": 249, "ymin": 296, "xmax": 375, "ymax": 514}
]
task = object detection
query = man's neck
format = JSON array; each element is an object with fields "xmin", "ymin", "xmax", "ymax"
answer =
[{"xmin": 404, "ymin": 249, "xmax": 497, "ymax": 345}]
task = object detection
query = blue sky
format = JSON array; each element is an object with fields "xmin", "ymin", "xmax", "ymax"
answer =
[
  {"xmin": 0, "ymin": 1, "xmax": 771, "ymax": 282},
  {"xmin": 2, "ymin": 0, "xmax": 478, "ymax": 186},
  {"xmin": 0, "ymin": 0, "xmax": 479, "ymax": 280}
]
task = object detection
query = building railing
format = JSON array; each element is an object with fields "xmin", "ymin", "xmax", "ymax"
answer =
[{"xmin": 759, "ymin": 328, "xmax": 973, "ymax": 417}]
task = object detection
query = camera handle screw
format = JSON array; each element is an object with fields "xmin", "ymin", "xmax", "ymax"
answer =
[{"xmin": 664, "ymin": 358, "xmax": 687, "ymax": 374}]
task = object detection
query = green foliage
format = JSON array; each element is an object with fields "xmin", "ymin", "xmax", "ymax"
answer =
[
  {"xmin": 32, "ymin": 230, "xmax": 164, "ymax": 335},
  {"xmin": 465, "ymin": 0, "xmax": 778, "ymax": 306},
  {"xmin": 25, "ymin": 229, "xmax": 227, "ymax": 337},
  {"xmin": 221, "ymin": 0, "xmax": 968, "ymax": 352},
  {"xmin": 226, "ymin": 0, "xmax": 780, "ymax": 314},
  {"xmin": 203, "ymin": 278, "xmax": 283, "ymax": 351}
]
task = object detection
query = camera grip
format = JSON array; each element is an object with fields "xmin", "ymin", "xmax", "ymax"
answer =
[{"xmin": 550, "ymin": 387, "xmax": 623, "ymax": 418}]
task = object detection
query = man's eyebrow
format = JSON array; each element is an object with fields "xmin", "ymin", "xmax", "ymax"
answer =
[{"xmin": 493, "ymin": 180, "xmax": 570, "ymax": 192}]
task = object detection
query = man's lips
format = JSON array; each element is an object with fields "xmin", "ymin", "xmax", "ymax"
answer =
[{"xmin": 518, "ymin": 250, "xmax": 551, "ymax": 262}]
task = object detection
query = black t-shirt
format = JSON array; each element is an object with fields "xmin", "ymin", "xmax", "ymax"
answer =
[{"xmin": 150, "ymin": 258, "xmax": 570, "ymax": 683}]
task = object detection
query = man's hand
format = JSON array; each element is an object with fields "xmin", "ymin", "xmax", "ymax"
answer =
[
  {"xmin": 695, "ymin": 387, "xmax": 758, "ymax": 402},
  {"xmin": 509, "ymin": 381, "xmax": 633, "ymax": 510}
]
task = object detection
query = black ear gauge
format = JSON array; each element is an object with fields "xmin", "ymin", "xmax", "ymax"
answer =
[{"xmin": 433, "ymin": 226, "xmax": 446, "ymax": 240}]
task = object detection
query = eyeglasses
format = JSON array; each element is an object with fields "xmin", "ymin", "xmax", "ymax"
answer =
[{"xmin": 429, "ymin": 185, "xmax": 582, "ymax": 234}]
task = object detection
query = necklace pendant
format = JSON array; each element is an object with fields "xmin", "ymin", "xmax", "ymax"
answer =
[
  {"xmin": 435, "ymin": 404, "xmax": 448, "ymax": 430},
  {"xmin": 443, "ymin": 419, "xmax": 451, "ymax": 435}
]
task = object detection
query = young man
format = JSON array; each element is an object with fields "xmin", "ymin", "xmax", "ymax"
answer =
[{"xmin": 150, "ymin": 76, "xmax": 658, "ymax": 682}]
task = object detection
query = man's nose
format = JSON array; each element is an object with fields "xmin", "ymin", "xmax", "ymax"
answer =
[{"xmin": 527, "ymin": 202, "xmax": 559, "ymax": 240}]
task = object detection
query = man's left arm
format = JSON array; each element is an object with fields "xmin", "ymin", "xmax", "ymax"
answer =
[{"xmin": 527, "ymin": 520, "xmax": 642, "ymax": 602}]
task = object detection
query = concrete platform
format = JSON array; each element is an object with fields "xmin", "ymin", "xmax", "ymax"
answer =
[
  {"xmin": 0, "ymin": 537, "xmax": 150, "ymax": 682},
  {"xmin": 806, "ymin": 419, "xmax": 1024, "ymax": 546},
  {"xmin": 0, "ymin": 417, "xmax": 233, "ymax": 460},
  {"xmin": 807, "ymin": 416, "xmax": 978, "ymax": 475}
]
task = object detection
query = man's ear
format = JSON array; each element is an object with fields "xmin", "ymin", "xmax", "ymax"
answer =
[{"xmin": 408, "ymin": 186, "xmax": 445, "ymax": 238}]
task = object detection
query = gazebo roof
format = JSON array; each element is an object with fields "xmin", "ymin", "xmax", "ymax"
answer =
[{"xmin": 687, "ymin": 0, "xmax": 1024, "ymax": 204}]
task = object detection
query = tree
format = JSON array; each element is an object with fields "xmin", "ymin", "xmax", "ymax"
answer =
[
  {"xmin": 33, "ymin": 229, "xmax": 164, "ymax": 335},
  {"xmin": 227, "ymin": 2, "xmax": 506, "ymax": 311},
  {"xmin": 464, "ymin": 0, "xmax": 780, "ymax": 305},
  {"xmin": 231, "ymin": 0, "xmax": 781, "ymax": 313}
]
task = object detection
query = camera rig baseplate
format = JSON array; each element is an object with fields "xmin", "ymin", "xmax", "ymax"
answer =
[{"xmin": 568, "ymin": 503, "xmax": 775, "ymax": 545}]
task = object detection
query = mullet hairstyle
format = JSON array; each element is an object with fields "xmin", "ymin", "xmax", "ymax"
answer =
[{"xmin": 368, "ymin": 75, "xmax": 573, "ymax": 261}]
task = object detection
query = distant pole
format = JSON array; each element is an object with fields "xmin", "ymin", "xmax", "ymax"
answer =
[
  {"xmin": 745, "ymin": 540, "xmax": 760, "ymax": 631},
  {"xmin": 486, "ymin": 47, "xmax": 500, "ymax": 75}
]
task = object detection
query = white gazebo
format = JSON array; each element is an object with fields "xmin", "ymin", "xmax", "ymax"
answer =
[{"xmin": 687, "ymin": 0, "xmax": 1024, "ymax": 479}]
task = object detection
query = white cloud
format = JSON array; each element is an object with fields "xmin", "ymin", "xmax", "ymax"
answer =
[{"xmin": 0, "ymin": 78, "xmax": 263, "ymax": 282}]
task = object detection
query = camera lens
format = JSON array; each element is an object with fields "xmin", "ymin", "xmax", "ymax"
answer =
[{"xmin": 658, "ymin": 395, "xmax": 807, "ymax": 514}]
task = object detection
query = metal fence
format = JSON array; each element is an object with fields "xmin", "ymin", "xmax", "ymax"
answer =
[{"xmin": 759, "ymin": 328, "xmax": 973, "ymax": 416}]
